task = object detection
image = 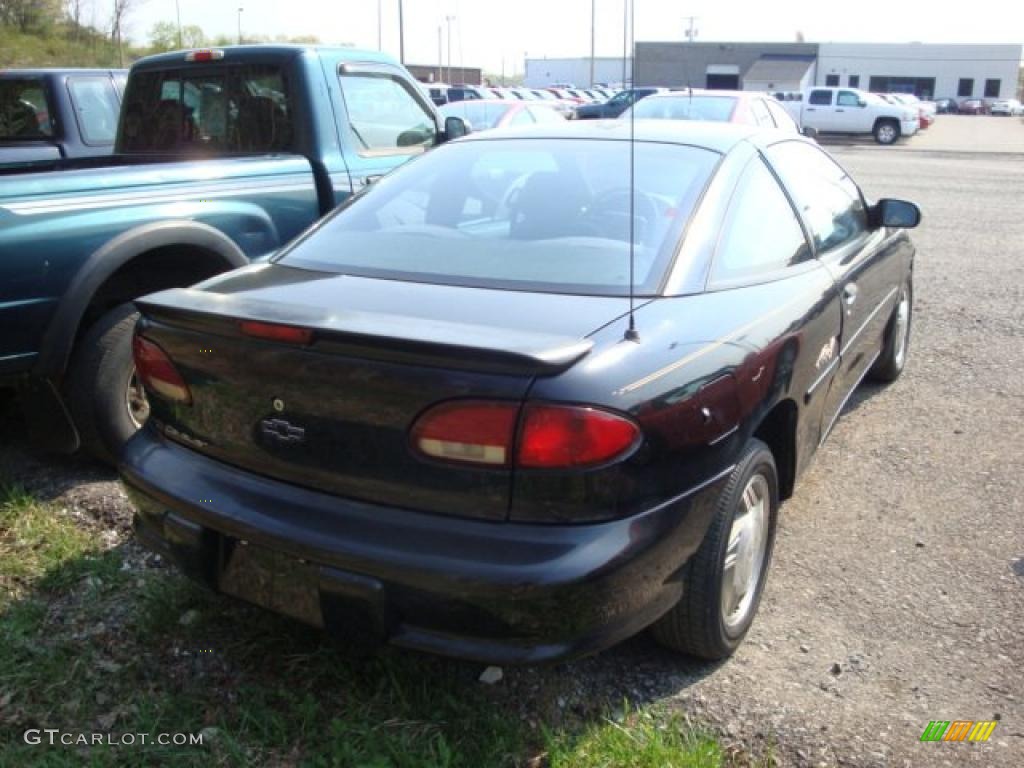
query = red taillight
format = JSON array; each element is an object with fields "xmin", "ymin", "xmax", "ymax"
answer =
[
  {"xmin": 239, "ymin": 321, "xmax": 314, "ymax": 345},
  {"xmin": 132, "ymin": 335, "xmax": 191, "ymax": 404},
  {"xmin": 410, "ymin": 401, "xmax": 640, "ymax": 469},
  {"xmin": 184, "ymin": 49, "xmax": 225, "ymax": 62},
  {"xmin": 518, "ymin": 404, "xmax": 640, "ymax": 468},
  {"xmin": 411, "ymin": 401, "xmax": 518, "ymax": 467}
]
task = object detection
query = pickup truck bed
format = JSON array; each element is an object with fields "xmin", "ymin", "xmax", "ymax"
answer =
[{"xmin": 0, "ymin": 45, "xmax": 459, "ymax": 463}]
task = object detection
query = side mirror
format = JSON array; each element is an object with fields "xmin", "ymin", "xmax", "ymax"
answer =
[
  {"xmin": 873, "ymin": 198, "xmax": 921, "ymax": 229},
  {"xmin": 442, "ymin": 115, "xmax": 471, "ymax": 142},
  {"xmin": 802, "ymin": 126, "xmax": 819, "ymax": 140},
  {"xmin": 857, "ymin": 99, "xmax": 867, "ymax": 107}
]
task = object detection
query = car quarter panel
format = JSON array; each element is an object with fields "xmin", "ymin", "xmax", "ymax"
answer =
[{"xmin": 512, "ymin": 264, "xmax": 843, "ymax": 523}]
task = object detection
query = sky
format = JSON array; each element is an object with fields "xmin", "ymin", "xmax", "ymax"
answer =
[{"xmin": 128, "ymin": 0, "xmax": 1023, "ymax": 73}]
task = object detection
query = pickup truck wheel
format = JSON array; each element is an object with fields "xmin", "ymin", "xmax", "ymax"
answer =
[
  {"xmin": 66, "ymin": 303, "xmax": 146, "ymax": 464},
  {"xmin": 874, "ymin": 119, "xmax": 899, "ymax": 145},
  {"xmin": 870, "ymin": 278, "xmax": 913, "ymax": 383},
  {"xmin": 650, "ymin": 439, "xmax": 779, "ymax": 659}
]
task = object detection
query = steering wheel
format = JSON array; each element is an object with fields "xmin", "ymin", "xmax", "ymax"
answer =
[{"xmin": 580, "ymin": 188, "xmax": 659, "ymax": 242}]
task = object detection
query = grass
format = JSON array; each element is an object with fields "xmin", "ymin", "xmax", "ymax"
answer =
[{"xmin": 0, "ymin": 484, "xmax": 751, "ymax": 767}]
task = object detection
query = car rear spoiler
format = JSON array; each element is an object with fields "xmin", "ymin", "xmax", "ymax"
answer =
[{"xmin": 135, "ymin": 288, "xmax": 594, "ymax": 376}]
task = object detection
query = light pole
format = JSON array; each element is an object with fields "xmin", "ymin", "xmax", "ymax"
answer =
[
  {"xmin": 589, "ymin": 0, "xmax": 596, "ymax": 87},
  {"xmin": 237, "ymin": 7, "xmax": 243, "ymax": 45},
  {"xmin": 437, "ymin": 25, "xmax": 443, "ymax": 82},
  {"xmin": 175, "ymin": 0, "xmax": 183, "ymax": 48},
  {"xmin": 445, "ymin": 15, "xmax": 455, "ymax": 84},
  {"xmin": 377, "ymin": 0, "xmax": 382, "ymax": 50},
  {"xmin": 398, "ymin": 0, "xmax": 405, "ymax": 64}
]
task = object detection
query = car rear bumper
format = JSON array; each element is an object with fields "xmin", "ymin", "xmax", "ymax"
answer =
[{"xmin": 119, "ymin": 429, "xmax": 729, "ymax": 664}]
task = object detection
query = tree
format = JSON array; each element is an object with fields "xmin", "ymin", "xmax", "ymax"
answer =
[
  {"xmin": 148, "ymin": 20, "xmax": 204, "ymax": 51},
  {"xmin": 0, "ymin": 0, "xmax": 62, "ymax": 34}
]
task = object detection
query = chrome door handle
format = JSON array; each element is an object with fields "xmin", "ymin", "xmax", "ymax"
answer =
[{"xmin": 843, "ymin": 283, "xmax": 859, "ymax": 305}]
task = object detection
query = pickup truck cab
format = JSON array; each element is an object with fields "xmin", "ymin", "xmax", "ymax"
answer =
[
  {"xmin": 0, "ymin": 45, "xmax": 466, "ymax": 463},
  {"xmin": 792, "ymin": 87, "xmax": 918, "ymax": 144},
  {"xmin": 0, "ymin": 69, "xmax": 127, "ymax": 167}
]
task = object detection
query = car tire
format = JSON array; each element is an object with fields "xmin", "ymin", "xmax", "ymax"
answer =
[
  {"xmin": 66, "ymin": 302, "xmax": 148, "ymax": 465},
  {"xmin": 870, "ymin": 277, "xmax": 913, "ymax": 383},
  {"xmin": 874, "ymin": 119, "xmax": 899, "ymax": 145},
  {"xmin": 650, "ymin": 439, "xmax": 779, "ymax": 660}
]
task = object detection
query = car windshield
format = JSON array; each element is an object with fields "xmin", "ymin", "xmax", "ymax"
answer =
[
  {"xmin": 277, "ymin": 138, "xmax": 720, "ymax": 296},
  {"xmin": 626, "ymin": 95, "xmax": 737, "ymax": 122},
  {"xmin": 0, "ymin": 77, "xmax": 52, "ymax": 140},
  {"xmin": 439, "ymin": 101, "xmax": 512, "ymax": 130}
]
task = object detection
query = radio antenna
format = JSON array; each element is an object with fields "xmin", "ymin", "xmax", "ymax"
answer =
[{"xmin": 624, "ymin": 0, "xmax": 639, "ymax": 342}]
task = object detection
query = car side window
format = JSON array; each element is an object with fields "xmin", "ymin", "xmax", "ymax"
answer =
[
  {"xmin": 67, "ymin": 76, "xmax": 120, "ymax": 145},
  {"xmin": 837, "ymin": 90, "xmax": 861, "ymax": 107},
  {"xmin": 766, "ymin": 141, "xmax": 869, "ymax": 254},
  {"xmin": 709, "ymin": 156, "xmax": 811, "ymax": 286},
  {"xmin": 809, "ymin": 90, "xmax": 833, "ymax": 106},
  {"xmin": 339, "ymin": 71, "xmax": 437, "ymax": 155}
]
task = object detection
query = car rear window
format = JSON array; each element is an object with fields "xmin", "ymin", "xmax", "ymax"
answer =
[
  {"xmin": 628, "ymin": 96, "xmax": 737, "ymax": 122},
  {"xmin": 277, "ymin": 138, "xmax": 719, "ymax": 296},
  {"xmin": 0, "ymin": 78, "xmax": 53, "ymax": 140},
  {"xmin": 119, "ymin": 64, "xmax": 293, "ymax": 153}
]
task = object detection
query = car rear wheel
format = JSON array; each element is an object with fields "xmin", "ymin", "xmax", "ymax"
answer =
[
  {"xmin": 650, "ymin": 439, "xmax": 779, "ymax": 659},
  {"xmin": 870, "ymin": 277, "xmax": 913, "ymax": 383},
  {"xmin": 874, "ymin": 119, "xmax": 899, "ymax": 145},
  {"xmin": 66, "ymin": 302, "xmax": 149, "ymax": 464}
]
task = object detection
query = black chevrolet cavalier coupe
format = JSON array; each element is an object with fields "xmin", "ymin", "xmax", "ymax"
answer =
[{"xmin": 120, "ymin": 121, "xmax": 919, "ymax": 664}]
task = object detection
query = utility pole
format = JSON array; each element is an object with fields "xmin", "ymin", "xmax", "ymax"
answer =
[
  {"xmin": 398, "ymin": 0, "xmax": 405, "ymax": 64},
  {"xmin": 437, "ymin": 25, "xmax": 443, "ymax": 82},
  {"xmin": 589, "ymin": 0, "xmax": 596, "ymax": 87},
  {"xmin": 237, "ymin": 7, "xmax": 243, "ymax": 45},
  {"xmin": 377, "ymin": 0, "xmax": 382, "ymax": 50},
  {"xmin": 175, "ymin": 0, "xmax": 183, "ymax": 48},
  {"xmin": 622, "ymin": 0, "xmax": 628, "ymax": 87},
  {"xmin": 683, "ymin": 15, "xmax": 699, "ymax": 43},
  {"xmin": 445, "ymin": 15, "xmax": 455, "ymax": 84}
]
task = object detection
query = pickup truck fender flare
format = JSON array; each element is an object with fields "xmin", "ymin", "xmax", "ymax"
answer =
[{"xmin": 34, "ymin": 220, "xmax": 249, "ymax": 378}]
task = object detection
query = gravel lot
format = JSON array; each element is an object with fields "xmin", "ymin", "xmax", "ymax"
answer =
[{"xmin": 1, "ymin": 119, "xmax": 1022, "ymax": 766}]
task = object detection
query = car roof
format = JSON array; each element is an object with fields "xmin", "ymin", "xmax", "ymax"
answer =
[
  {"xmin": 441, "ymin": 99, "xmax": 522, "ymax": 107},
  {"xmin": 133, "ymin": 44, "xmax": 397, "ymax": 71},
  {"xmin": 461, "ymin": 119, "xmax": 793, "ymax": 154},
  {"xmin": 0, "ymin": 68, "xmax": 126, "ymax": 76},
  {"xmin": 653, "ymin": 89, "xmax": 762, "ymax": 100}
]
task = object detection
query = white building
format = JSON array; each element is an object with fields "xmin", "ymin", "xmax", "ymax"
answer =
[
  {"xmin": 816, "ymin": 43, "xmax": 1022, "ymax": 100},
  {"xmin": 537, "ymin": 42, "xmax": 1022, "ymax": 100},
  {"xmin": 524, "ymin": 57, "xmax": 631, "ymax": 88}
]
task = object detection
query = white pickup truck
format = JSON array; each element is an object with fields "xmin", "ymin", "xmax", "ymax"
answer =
[{"xmin": 779, "ymin": 87, "xmax": 919, "ymax": 144}]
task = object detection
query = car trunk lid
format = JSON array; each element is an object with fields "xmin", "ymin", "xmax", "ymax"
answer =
[{"xmin": 134, "ymin": 265, "xmax": 630, "ymax": 521}]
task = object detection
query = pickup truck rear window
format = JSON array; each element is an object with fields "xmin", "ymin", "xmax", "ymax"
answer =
[
  {"xmin": 0, "ymin": 78, "xmax": 53, "ymax": 140},
  {"xmin": 120, "ymin": 65, "xmax": 293, "ymax": 153}
]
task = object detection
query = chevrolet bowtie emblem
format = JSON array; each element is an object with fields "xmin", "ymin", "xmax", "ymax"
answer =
[{"xmin": 260, "ymin": 417, "xmax": 306, "ymax": 445}]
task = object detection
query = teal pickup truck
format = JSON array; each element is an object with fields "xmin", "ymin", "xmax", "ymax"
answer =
[{"xmin": 0, "ymin": 45, "xmax": 467, "ymax": 463}]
